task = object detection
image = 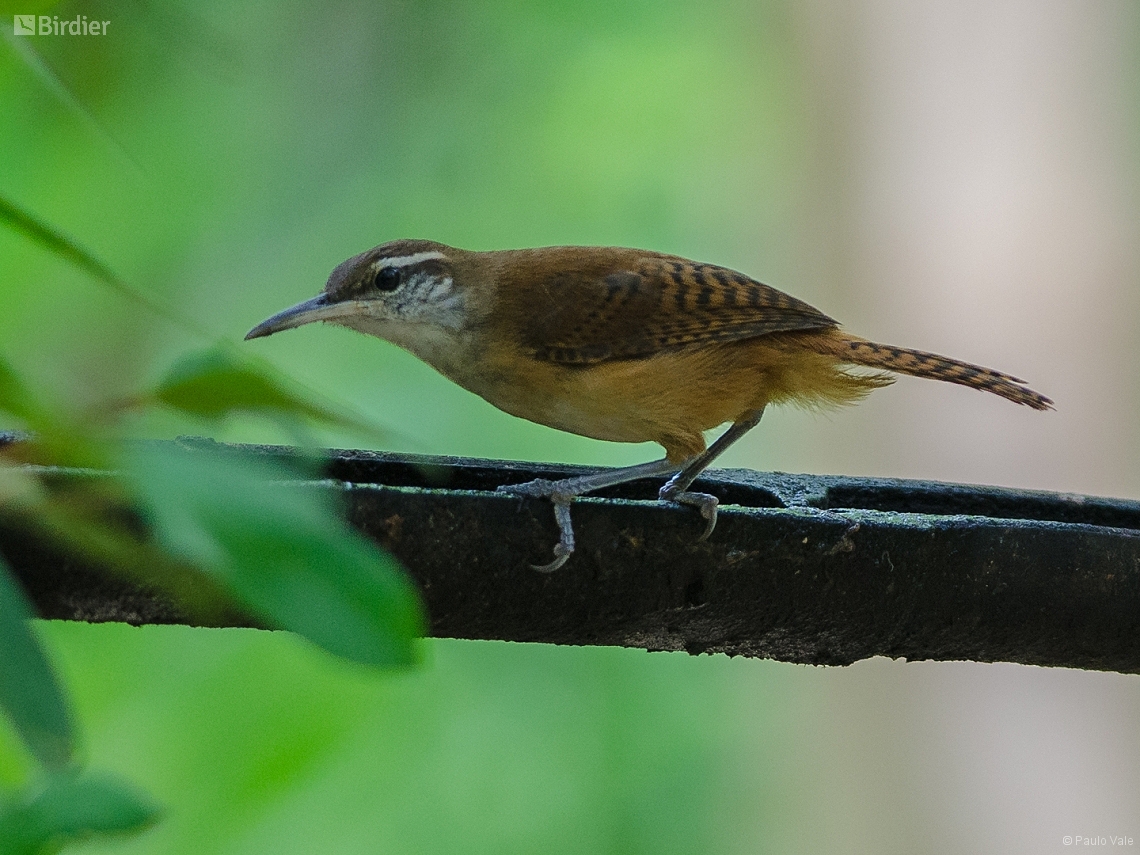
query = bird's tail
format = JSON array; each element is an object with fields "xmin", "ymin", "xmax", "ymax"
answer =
[{"xmin": 807, "ymin": 332, "xmax": 1054, "ymax": 410}]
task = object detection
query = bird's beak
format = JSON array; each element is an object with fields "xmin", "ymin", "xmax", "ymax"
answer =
[{"xmin": 245, "ymin": 294, "xmax": 360, "ymax": 340}]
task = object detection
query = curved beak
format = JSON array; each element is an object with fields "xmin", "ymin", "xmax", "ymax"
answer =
[{"xmin": 245, "ymin": 294, "xmax": 358, "ymax": 340}]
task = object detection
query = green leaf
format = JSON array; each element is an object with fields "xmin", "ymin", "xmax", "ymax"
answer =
[
  {"xmin": 0, "ymin": 356, "xmax": 42, "ymax": 425},
  {"xmin": 149, "ymin": 347, "xmax": 390, "ymax": 443},
  {"xmin": 122, "ymin": 444, "xmax": 425, "ymax": 667},
  {"xmin": 0, "ymin": 195, "xmax": 120, "ymax": 291},
  {"xmin": 0, "ymin": 354, "xmax": 106, "ymax": 471},
  {"xmin": 0, "ymin": 770, "xmax": 160, "ymax": 855},
  {"xmin": 0, "ymin": 562, "xmax": 74, "ymax": 770},
  {"xmin": 0, "ymin": 195, "xmax": 210, "ymax": 339},
  {"xmin": 153, "ymin": 347, "xmax": 333, "ymax": 421}
]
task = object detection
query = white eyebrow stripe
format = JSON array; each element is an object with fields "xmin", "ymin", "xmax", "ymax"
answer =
[{"xmin": 372, "ymin": 250, "xmax": 446, "ymax": 270}]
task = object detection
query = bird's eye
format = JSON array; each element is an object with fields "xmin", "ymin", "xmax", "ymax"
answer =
[{"xmin": 374, "ymin": 266, "xmax": 401, "ymax": 291}]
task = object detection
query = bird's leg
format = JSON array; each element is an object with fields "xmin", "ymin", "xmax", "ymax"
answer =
[
  {"xmin": 658, "ymin": 407, "xmax": 766, "ymax": 540},
  {"xmin": 497, "ymin": 457, "xmax": 682, "ymax": 572}
]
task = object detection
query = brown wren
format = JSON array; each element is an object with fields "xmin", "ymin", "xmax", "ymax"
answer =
[{"xmin": 246, "ymin": 239, "xmax": 1052, "ymax": 571}]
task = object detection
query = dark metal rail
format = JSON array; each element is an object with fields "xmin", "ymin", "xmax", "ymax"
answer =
[{"xmin": 6, "ymin": 438, "xmax": 1140, "ymax": 673}]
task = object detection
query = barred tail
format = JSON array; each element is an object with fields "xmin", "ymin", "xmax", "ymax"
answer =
[{"xmin": 809, "ymin": 333, "xmax": 1054, "ymax": 410}]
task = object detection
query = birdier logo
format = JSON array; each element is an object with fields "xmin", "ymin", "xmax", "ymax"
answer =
[{"xmin": 13, "ymin": 14, "xmax": 109, "ymax": 35}]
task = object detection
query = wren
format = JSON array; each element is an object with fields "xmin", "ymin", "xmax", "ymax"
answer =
[{"xmin": 247, "ymin": 239, "xmax": 1052, "ymax": 571}]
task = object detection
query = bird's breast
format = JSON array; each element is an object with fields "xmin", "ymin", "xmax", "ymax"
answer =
[{"xmin": 458, "ymin": 342, "xmax": 771, "ymax": 451}]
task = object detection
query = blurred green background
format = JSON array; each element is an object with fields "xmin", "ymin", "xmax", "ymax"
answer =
[{"xmin": 2, "ymin": 0, "xmax": 1139, "ymax": 852}]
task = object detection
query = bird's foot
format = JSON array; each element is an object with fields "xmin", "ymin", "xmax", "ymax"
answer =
[
  {"xmin": 496, "ymin": 479, "xmax": 578, "ymax": 572},
  {"xmin": 497, "ymin": 458, "xmax": 688, "ymax": 570},
  {"xmin": 658, "ymin": 481, "xmax": 719, "ymax": 541}
]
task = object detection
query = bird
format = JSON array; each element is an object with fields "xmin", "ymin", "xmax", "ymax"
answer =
[{"xmin": 246, "ymin": 239, "xmax": 1052, "ymax": 571}]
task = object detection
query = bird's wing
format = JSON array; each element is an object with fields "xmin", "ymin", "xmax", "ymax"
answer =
[{"xmin": 521, "ymin": 255, "xmax": 838, "ymax": 364}]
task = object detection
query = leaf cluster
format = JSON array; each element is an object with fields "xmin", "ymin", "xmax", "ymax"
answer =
[{"xmin": 0, "ymin": 196, "xmax": 424, "ymax": 852}]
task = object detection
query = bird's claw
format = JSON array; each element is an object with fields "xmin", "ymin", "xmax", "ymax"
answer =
[
  {"xmin": 659, "ymin": 488, "xmax": 719, "ymax": 541},
  {"xmin": 531, "ymin": 498, "xmax": 575, "ymax": 572},
  {"xmin": 497, "ymin": 480, "xmax": 577, "ymax": 571},
  {"xmin": 499, "ymin": 468, "xmax": 719, "ymax": 571}
]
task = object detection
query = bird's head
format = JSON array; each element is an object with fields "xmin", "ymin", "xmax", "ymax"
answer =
[{"xmin": 245, "ymin": 239, "xmax": 469, "ymax": 344}]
